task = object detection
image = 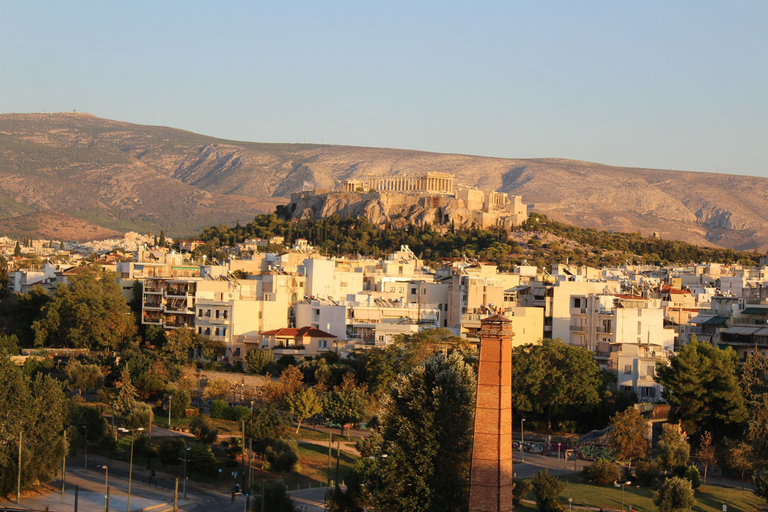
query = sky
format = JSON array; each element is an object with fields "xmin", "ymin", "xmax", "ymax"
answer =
[{"xmin": 2, "ymin": 1, "xmax": 767, "ymax": 177}]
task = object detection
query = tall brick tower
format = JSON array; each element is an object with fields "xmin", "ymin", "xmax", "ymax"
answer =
[{"xmin": 469, "ymin": 315, "xmax": 514, "ymax": 512}]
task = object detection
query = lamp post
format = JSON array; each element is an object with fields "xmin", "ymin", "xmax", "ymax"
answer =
[
  {"xmin": 118, "ymin": 427, "xmax": 144, "ymax": 512},
  {"xmin": 183, "ymin": 443, "xmax": 190, "ymax": 499},
  {"xmin": 98, "ymin": 465, "xmax": 109, "ymax": 512},
  {"xmin": 568, "ymin": 498, "xmax": 572, "ymax": 512},
  {"xmin": 614, "ymin": 480, "xmax": 631, "ymax": 511},
  {"xmin": 81, "ymin": 425, "xmax": 88, "ymax": 472},
  {"xmin": 521, "ymin": 418, "xmax": 526, "ymax": 463}
]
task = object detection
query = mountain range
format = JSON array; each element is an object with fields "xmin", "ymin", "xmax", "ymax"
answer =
[{"xmin": 0, "ymin": 112, "xmax": 766, "ymax": 251}]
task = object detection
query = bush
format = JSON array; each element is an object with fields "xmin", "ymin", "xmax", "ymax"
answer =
[
  {"xmin": 265, "ymin": 439, "xmax": 300, "ymax": 473},
  {"xmin": 189, "ymin": 415, "xmax": 219, "ymax": 444},
  {"xmin": 531, "ymin": 470, "xmax": 565, "ymax": 512},
  {"xmin": 582, "ymin": 458, "xmax": 621, "ymax": 485},
  {"xmin": 224, "ymin": 405, "xmax": 251, "ymax": 422},
  {"xmin": 210, "ymin": 399, "xmax": 228, "ymax": 419},
  {"xmin": 635, "ymin": 460, "xmax": 662, "ymax": 486},
  {"xmin": 513, "ymin": 478, "xmax": 533, "ymax": 505},
  {"xmin": 653, "ymin": 477, "xmax": 695, "ymax": 512},
  {"xmin": 754, "ymin": 470, "xmax": 768, "ymax": 506},
  {"xmin": 683, "ymin": 465, "xmax": 701, "ymax": 490},
  {"xmin": 254, "ymin": 481, "xmax": 297, "ymax": 512},
  {"xmin": 158, "ymin": 438, "xmax": 185, "ymax": 467}
]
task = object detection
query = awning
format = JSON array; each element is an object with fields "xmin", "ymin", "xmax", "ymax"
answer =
[
  {"xmin": 740, "ymin": 307, "xmax": 768, "ymax": 315},
  {"xmin": 506, "ymin": 285, "xmax": 531, "ymax": 293},
  {"xmin": 723, "ymin": 326, "xmax": 759, "ymax": 335},
  {"xmin": 689, "ymin": 315, "xmax": 714, "ymax": 324},
  {"xmin": 702, "ymin": 316, "xmax": 729, "ymax": 325},
  {"xmin": 754, "ymin": 328, "xmax": 768, "ymax": 337},
  {"xmin": 353, "ymin": 309, "xmax": 382, "ymax": 321}
]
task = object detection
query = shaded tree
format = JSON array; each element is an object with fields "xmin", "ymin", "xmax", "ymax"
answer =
[
  {"xmin": 657, "ymin": 423, "xmax": 690, "ymax": 472},
  {"xmin": 655, "ymin": 336, "xmax": 748, "ymax": 437},
  {"xmin": 378, "ymin": 353, "xmax": 475, "ymax": 512},
  {"xmin": 609, "ymin": 407, "xmax": 649, "ymax": 468},
  {"xmin": 697, "ymin": 431, "xmax": 717, "ymax": 483},
  {"xmin": 513, "ymin": 339, "xmax": 602, "ymax": 429},
  {"xmin": 32, "ymin": 265, "xmax": 137, "ymax": 349},
  {"xmin": 244, "ymin": 348, "xmax": 273, "ymax": 375},
  {"xmin": 653, "ymin": 477, "xmax": 695, "ymax": 512},
  {"xmin": 531, "ymin": 470, "xmax": 565, "ymax": 512}
]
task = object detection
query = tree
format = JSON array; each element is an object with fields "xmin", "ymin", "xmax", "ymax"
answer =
[
  {"xmin": 188, "ymin": 416, "xmax": 219, "ymax": 444},
  {"xmin": 655, "ymin": 336, "xmax": 748, "ymax": 437},
  {"xmin": 741, "ymin": 350, "xmax": 768, "ymax": 460},
  {"xmin": 254, "ymin": 481, "xmax": 298, "ymax": 512},
  {"xmin": 513, "ymin": 339, "xmax": 602, "ymax": 429},
  {"xmin": 264, "ymin": 364, "xmax": 304, "ymax": 407},
  {"xmin": 653, "ymin": 477, "xmax": 696, "ymax": 512},
  {"xmin": 323, "ymin": 373, "xmax": 369, "ymax": 436},
  {"xmin": 0, "ymin": 254, "xmax": 11, "ymax": 299},
  {"xmin": 657, "ymin": 423, "xmax": 690, "ymax": 472},
  {"xmin": 245, "ymin": 404, "xmax": 291, "ymax": 463},
  {"xmin": 32, "ymin": 265, "xmax": 137, "ymax": 349},
  {"xmin": 286, "ymin": 387, "xmax": 323, "ymax": 433},
  {"xmin": 723, "ymin": 439, "xmax": 754, "ymax": 489},
  {"xmin": 609, "ymin": 407, "xmax": 649, "ymax": 467},
  {"xmin": 158, "ymin": 438, "xmax": 186, "ymax": 467},
  {"xmin": 530, "ymin": 470, "xmax": 566, "ymax": 512},
  {"xmin": 64, "ymin": 359, "xmax": 104, "ymax": 395},
  {"xmin": 377, "ymin": 353, "xmax": 476, "ymax": 512},
  {"xmin": 754, "ymin": 470, "xmax": 768, "ymax": 507},
  {"xmin": 13, "ymin": 241, "xmax": 21, "ymax": 257},
  {"xmin": 113, "ymin": 368, "xmax": 138, "ymax": 421},
  {"xmin": 697, "ymin": 431, "xmax": 717, "ymax": 483},
  {"xmin": 244, "ymin": 348, "xmax": 273, "ymax": 375},
  {"xmin": 0, "ymin": 354, "xmax": 69, "ymax": 496}
]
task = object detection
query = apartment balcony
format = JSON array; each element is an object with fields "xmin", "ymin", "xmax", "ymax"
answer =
[
  {"xmin": 143, "ymin": 287, "xmax": 164, "ymax": 294},
  {"xmin": 163, "ymin": 317, "xmax": 194, "ymax": 329},
  {"xmin": 142, "ymin": 311, "xmax": 163, "ymax": 325},
  {"xmin": 595, "ymin": 327, "xmax": 613, "ymax": 334},
  {"xmin": 569, "ymin": 325, "xmax": 587, "ymax": 332},
  {"xmin": 273, "ymin": 345, "xmax": 307, "ymax": 356},
  {"xmin": 143, "ymin": 302, "xmax": 163, "ymax": 311}
]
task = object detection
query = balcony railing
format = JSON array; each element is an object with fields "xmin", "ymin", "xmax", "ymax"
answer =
[{"xmin": 569, "ymin": 325, "xmax": 586, "ymax": 332}]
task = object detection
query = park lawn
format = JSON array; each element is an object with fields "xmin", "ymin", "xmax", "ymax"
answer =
[
  {"xmin": 293, "ymin": 426, "xmax": 357, "ymax": 443},
  {"xmin": 278, "ymin": 441, "xmax": 358, "ymax": 490},
  {"xmin": 524, "ymin": 473, "xmax": 764, "ymax": 512}
]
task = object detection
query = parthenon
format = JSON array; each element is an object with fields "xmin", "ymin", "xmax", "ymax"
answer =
[{"xmin": 340, "ymin": 172, "xmax": 454, "ymax": 195}]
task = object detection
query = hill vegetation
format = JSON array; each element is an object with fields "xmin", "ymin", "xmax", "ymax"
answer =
[
  {"xmin": 3, "ymin": 113, "xmax": 768, "ymax": 249},
  {"xmin": 193, "ymin": 212, "xmax": 761, "ymax": 270}
]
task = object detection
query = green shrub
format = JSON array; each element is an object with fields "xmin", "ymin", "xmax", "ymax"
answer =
[
  {"xmin": 531, "ymin": 470, "xmax": 565, "ymax": 512},
  {"xmin": 210, "ymin": 399, "xmax": 228, "ymax": 419},
  {"xmin": 513, "ymin": 478, "xmax": 533, "ymax": 505},
  {"xmin": 635, "ymin": 460, "xmax": 662, "ymax": 486},
  {"xmin": 683, "ymin": 465, "xmax": 701, "ymax": 490},
  {"xmin": 582, "ymin": 458, "xmax": 621, "ymax": 485},
  {"xmin": 653, "ymin": 476, "xmax": 695, "ymax": 512},
  {"xmin": 189, "ymin": 415, "xmax": 219, "ymax": 444},
  {"xmin": 224, "ymin": 405, "xmax": 251, "ymax": 422},
  {"xmin": 265, "ymin": 439, "xmax": 300, "ymax": 473}
]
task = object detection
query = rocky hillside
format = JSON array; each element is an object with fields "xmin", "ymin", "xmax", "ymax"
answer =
[{"xmin": 0, "ymin": 112, "xmax": 766, "ymax": 249}]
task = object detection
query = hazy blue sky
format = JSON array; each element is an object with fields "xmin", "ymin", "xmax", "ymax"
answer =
[{"xmin": 2, "ymin": 1, "xmax": 766, "ymax": 176}]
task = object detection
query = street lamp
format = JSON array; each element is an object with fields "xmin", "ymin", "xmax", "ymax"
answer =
[
  {"xmin": 98, "ymin": 465, "xmax": 109, "ymax": 512},
  {"xmin": 183, "ymin": 443, "xmax": 190, "ymax": 499},
  {"xmin": 614, "ymin": 480, "xmax": 631, "ymax": 511},
  {"xmin": 81, "ymin": 425, "xmax": 88, "ymax": 472},
  {"xmin": 568, "ymin": 497, "xmax": 572, "ymax": 512},
  {"xmin": 520, "ymin": 418, "xmax": 526, "ymax": 463},
  {"xmin": 118, "ymin": 427, "xmax": 144, "ymax": 512}
]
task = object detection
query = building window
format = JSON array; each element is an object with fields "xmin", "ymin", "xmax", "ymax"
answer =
[
  {"xmin": 198, "ymin": 309, "xmax": 203, "ymax": 318},
  {"xmin": 223, "ymin": 310, "xmax": 229, "ymax": 319},
  {"xmin": 411, "ymin": 287, "xmax": 417, "ymax": 294},
  {"xmin": 647, "ymin": 366, "xmax": 655, "ymax": 377},
  {"xmin": 624, "ymin": 364, "xmax": 632, "ymax": 375},
  {"xmin": 637, "ymin": 321, "xmax": 642, "ymax": 335},
  {"xmin": 215, "ymin": 310, "xmax": 220, "ymax": 319},
  {"xmin": 573, "ymin": 298, "xmax": 581, "ymax": 308}
]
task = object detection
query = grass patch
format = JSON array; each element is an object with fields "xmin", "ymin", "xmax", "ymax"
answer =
[
  {"xmin": 525, "ymin": 473, "xmax": 764, "ymax": 512},
  {"xmin": 293, "ymin": 426, "xmax": 357, "ymax": 443}
]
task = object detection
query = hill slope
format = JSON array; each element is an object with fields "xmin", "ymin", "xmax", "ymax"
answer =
[{"xmin": 0, "ymin": 112, "xmax": 765, "ymax": 249}]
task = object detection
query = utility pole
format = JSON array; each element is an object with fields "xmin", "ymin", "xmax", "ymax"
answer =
[{"xmin": 17, "ymin": 430, "xmax": 22, "ymax": 504}]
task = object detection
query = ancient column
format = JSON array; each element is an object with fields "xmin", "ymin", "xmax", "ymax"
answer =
[{"xmin": 469, "ymin": 315, "xmax": 514, "ymax": 512}]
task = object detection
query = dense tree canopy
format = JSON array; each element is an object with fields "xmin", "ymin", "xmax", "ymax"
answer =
[
  {"xmin": 0, "ymin": 354, "xmax": 69, "ymax": 496},
  {"xmin": 377, "ymin": 352, "xmax": 476, "ymax": 512},
  {"xmin": 513, "ymin": 339, "xmax": 603, "ymax": 429},
  {"xmin": 655, "ymin": 337, "xmax": 748, "ymax": 438},
  {"xmin": 31, "ymin": 265, "xmax": 136, "ymax": 349}
]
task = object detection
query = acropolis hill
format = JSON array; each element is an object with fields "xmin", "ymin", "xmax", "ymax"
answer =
[
  {"xmin": 3, "ymin": 113, "xmax": 768, "ymax": 250},
  {"xmin": 285, "ymin": 172, "xmax": 528, "ymax": 231}
]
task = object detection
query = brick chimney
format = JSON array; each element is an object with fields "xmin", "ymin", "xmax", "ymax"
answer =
[{"xmin": 469, "ymin": 314, "xmax": 514, "ymax": 512}]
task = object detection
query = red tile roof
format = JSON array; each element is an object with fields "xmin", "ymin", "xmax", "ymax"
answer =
[{"xmin": 261, "ymin": 326, "xmax": 336, "ymax": 338}]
